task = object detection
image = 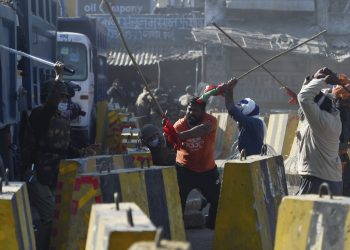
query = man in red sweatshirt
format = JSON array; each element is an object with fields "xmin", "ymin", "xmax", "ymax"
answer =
[{"xmin": 173, "ymin": 97, "xmax": 219, "ymax": 229}]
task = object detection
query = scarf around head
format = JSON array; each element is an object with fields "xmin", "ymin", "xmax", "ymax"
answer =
[{"xmin": 236, "ymin": 98, "xmax": 259, "ymax": 116}]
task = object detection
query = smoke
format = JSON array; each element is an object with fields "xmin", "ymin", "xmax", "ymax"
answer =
[{"xmin": 205, "ymin": 0, "xmax": 226, "ymax": 26}]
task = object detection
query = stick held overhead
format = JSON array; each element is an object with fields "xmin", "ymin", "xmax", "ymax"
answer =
[
  {"xmin": 102, "ymin": 0, "xmax": 164, "ymax": 116},
  {"xmin": 0, "ymin": 44, "xmax": 75, "ymax": 75},
  {"xmin": 236, "ymin": 30, "xmax": 327, "ymax": 80},
  {"xmin": 212, "ymin": 22, "xmax": 298, "ymax": 104}
]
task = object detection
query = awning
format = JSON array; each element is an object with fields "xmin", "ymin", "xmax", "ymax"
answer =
[
  {"xmin": 325, "ymin": 34, "xmax": 350, "ymax": 62},
  {"xmin": 192, "ymin": 25, "xmax": 328, "ymax": 56},
  {"xmin": 107, "ymin": 46, "xmax": 202, "ymax": 66}
]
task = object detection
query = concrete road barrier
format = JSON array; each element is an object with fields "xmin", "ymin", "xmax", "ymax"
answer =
[
  {"xmin": 50, "ymin": 164, "xmax": 102, "ymax": 250},
  {"xmin": 51, "ymin": 162, "xmax": 184, "ymax": 249},
  {"xmin": 86, "ymin": 202, "xmax": 156, "ymax": 250},
  {"xmin": 211, "ymin": 112, "xmax": 237, "ymax": 159},
  {"xmin": 95, "ymin": 166, "xmax": 185, "ymax": 241},
  {"xmin": 51, "ymin": 155, "xmax": 134, "ymax": 250},
  {"xmin": 265, "ymin": 113, "xmax": 299, "ymax": 158},
  {"xmin": 0, "ymin": 181, "xmax": 35, "ymax": 250},
  {"xmin": 107, "ymin": 110, "xmax": 124, "ymax": 154},
  {"xmin": 128, "ymin": 240, "xmax": 191, "ymax": 250},
  {"xmin": 214, "ymin": 155, "xmax": 288, "ymax": 250},
  {"xmin": 275, "ymin": 188, "xmax": 350, "ymax": 250},
  {"xmin": 283, "ymin": 120, "xmax": 301, "ymax": 188},
  {"xmin": 78, "ymin": 155, "xmax": 136, "ymax": 173},
  {"xmin": 127, "ymin": 148, "xmax": 153, "ymax": 168}
]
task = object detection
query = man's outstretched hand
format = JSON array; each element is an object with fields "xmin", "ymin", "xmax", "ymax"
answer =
[
  {"xmin": 54, "ymin": 61, "xmax": 65, "ymax": 81},
  {"xmin": 162, "ymin": 116, "xmax": 181, "ymax": 150},
  {"xmin": 227, "ymin": 77, "xmax": 238, "ymax": 88}
]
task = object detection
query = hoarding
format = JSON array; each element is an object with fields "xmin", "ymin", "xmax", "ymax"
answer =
[
  {"xmin": 77, "ymin": 0, "xmax": 152, "ymax": 16},
  {"xmin": 91, "ymin": 14, "xmax": 204, "ymax": 46}
]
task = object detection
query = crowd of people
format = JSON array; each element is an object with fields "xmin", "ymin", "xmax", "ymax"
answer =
[
  {"xmin": 107, "ymin": 79, "xmax": 199, "ymax": 126},
  {"xmin": 138, "ymin": 67, "xmax": 350, "ymax": 230},
  {"xmin": 19, "ymin": 62, "xmax": 350, "ymax": 248}
]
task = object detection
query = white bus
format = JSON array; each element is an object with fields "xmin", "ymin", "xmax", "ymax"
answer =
[{"xmin": 57, "ymin": 32, "xmax": 95, "ymax": 145}]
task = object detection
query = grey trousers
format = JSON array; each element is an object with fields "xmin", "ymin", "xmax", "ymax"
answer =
[{"xmin": 28, "ymin": 180, "xmax": 55, "ymax": 250}]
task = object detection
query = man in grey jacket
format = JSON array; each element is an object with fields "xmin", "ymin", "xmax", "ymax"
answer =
[{"xmin": 296, "ymin": 67, "xmax": 343, "ymax": 195}]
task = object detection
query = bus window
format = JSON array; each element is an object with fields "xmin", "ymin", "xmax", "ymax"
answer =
[{"xmin": 57, "ymin": 42, "xmax": 88, "ymax": 81}]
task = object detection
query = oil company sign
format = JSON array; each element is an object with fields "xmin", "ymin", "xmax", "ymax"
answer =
[
  {"xmin": 77, "ymin": 0, "xmax": 152, "ymax": 16},
  {"xmin": 91, "ymin": 14, "xmax": 204, "ymax": 46}
]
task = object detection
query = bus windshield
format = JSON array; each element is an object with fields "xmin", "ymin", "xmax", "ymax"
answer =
[{"xmin": 57, "ymin": 42, "xmax": 88, "ymax": 81}]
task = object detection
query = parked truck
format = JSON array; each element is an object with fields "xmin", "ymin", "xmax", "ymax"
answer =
[
  {"xmin": 57, "ymin": 16, "xmax": 108, "ymax": 146},
  {"xmin": 0, "ymin": 0, "xmax": 58, "ymax": 180}
]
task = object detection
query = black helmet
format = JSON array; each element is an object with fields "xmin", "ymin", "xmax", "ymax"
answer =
[
  {"xmin": 140, "ymin": 124, "xmax": 160, "ymax": 142},
  {"xmin": 45, "ymin": 80, "xmax": 69, "ymax": 103}
]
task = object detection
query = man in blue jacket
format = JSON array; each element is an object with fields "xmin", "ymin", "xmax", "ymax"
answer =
[{"xmin": 223, "ymin": 78, "xmax": 265, "ymax": 156}]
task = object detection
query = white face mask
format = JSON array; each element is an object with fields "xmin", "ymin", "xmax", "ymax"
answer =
[
  {"xmin": 58, "ymin": 102, "xmax": 68, "ymax": 112},
  {"xmin": 148, "ymin": 138, "xmax": 160, "ymax": 148}
]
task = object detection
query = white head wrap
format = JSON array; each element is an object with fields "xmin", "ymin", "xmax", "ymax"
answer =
[{"xmin": 236, "ymin": 98, "xmax": 256, "ymax": 116}]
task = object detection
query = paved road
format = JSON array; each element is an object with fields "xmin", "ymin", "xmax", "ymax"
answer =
[{"xmin": 186, "ymin": 228, "xmax": 214, "ymax": 250}]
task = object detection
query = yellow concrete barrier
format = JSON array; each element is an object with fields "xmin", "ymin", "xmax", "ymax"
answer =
[
  {"xmin": 89, "ymin": 166, "xmax": 185, "ymax": 240},
  {"xmin": 283, "ymin": 121, "xmax": 301, "ymax": 187},
  {"xmin": 67, "ymin": 175, "xmax": 102, "ymax": 249},
  {"xmin": 265, "ymin": 113, "xmax": 299, "ymax": 158},
  {"xmin": 51, "ymin": 155, "xmax": 135, "ymax": 250},
  {"xmin": 50, "ymin": 161, "xmax": 80, "ymax": 250},
  {"xmin": 213, "ymin": 155, "xmax": 288, "ymax": 250},
  {"xmin": 211, "ymin": 112, "xmax": 237, "ymax": 159},
  {"xmin": 275, "ymin": 191, "xmax": 350, "ymax": 250},
  {"xmin": 0, "ymin": 181, "xmax": 35, "ymax": 250},
  {"xmin": 107, "ymin": 110, "xmax": 124, "ymax": 154},
  {"xmin": 127, "ymin": 148, "xmax": 153, "ymax": 168},
  {"xmin": 86, "ymin": 202, "xmax": 156, "ymax": 250},
  {"xmin": 51, "ymin": 161, "xmax": 184, "ymax": 249},
  {"xmin": 50, "ymin": 162, "xmax": 102, "ymax": 250},
  {"xmin": 128, "ymin": 240, "xmax": 191, "ymax": 250},
  {"xmin": 79, "ymin": 155, "xmax": 136, "ymax": 173}
]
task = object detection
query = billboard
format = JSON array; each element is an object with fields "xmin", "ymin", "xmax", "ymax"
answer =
[
  {"xmin": 77, "ymin": 0, "xmax": 152, "ymax": 16},
  {"xmin": 91, "ymin": 14, "xmax": 204, "ymax": 47}
]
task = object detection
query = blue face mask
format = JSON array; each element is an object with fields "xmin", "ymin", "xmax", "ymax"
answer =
[{"xmin": 58, "ymin": 102, "xmax": 68, "ymax": 112}]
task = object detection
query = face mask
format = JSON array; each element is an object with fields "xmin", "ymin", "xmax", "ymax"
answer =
[
  {"xmin": 58, "ymin": 102, "xmax": 68, "ymax": 112},
  {"xmin": 148, "ymin": 138, "xmax": 160, "ymax": 148}
]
